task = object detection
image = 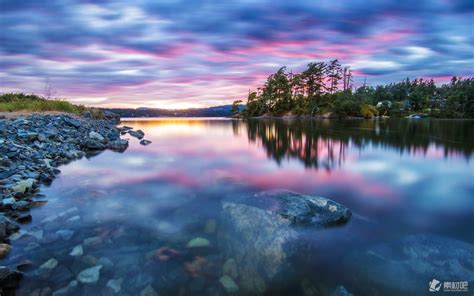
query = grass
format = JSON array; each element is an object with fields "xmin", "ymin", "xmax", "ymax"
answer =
[{"xmin": 0, "ymin": 93, "xmax": 85, "ymax": 114}]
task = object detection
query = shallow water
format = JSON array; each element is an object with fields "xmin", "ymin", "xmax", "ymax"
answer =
[{"xmin": 4, "ymin": 118, "xmax": 474, "ymax": 295}]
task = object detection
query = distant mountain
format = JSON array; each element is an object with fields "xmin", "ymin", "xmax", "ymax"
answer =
[{"xmin": 103, "ymin": 104, "xmax": 244, "ymax": 118}]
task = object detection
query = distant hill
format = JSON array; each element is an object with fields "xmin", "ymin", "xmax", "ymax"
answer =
[{"xmin": 103, "ymin": 105, "xmax": 244, "ymax": 118}]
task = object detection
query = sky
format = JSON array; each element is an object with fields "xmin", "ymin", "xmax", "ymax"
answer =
[{"xmin": 0, "ymin": 0, "xmax": 473, "ymax": 109}]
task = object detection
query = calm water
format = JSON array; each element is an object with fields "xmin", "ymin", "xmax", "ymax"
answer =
[{"xmin": 4, "ymin": 118, "xmax": 474, "ymax": 296}]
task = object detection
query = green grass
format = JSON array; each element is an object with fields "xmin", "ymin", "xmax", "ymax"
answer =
[{"xmin": 0, "ymin": 93, "xmax": 85, "ymax": 113}]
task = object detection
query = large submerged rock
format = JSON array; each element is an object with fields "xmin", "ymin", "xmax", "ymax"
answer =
[
  {"xmin": 345, "ymin": 234, "xmax": 474, "ymax": 295},
  {"xmin": 220, "ymin": 190, "xmax": 351, "ymax": 294},
  {"xmin": 248, "ymin": 190, "xmax": 351, "ymax": 227}
]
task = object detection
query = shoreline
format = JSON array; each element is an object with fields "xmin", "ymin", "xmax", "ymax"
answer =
[{"xmin": 0, "ymin": 112, "xmax": 147, "ymax": 291}]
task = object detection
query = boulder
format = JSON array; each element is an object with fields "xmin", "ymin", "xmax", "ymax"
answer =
[{"xmin": 345, "ymin": 234, "xmax": 474, "ymax": 295}]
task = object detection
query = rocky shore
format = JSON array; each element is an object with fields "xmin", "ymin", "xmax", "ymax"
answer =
[{"xmin": 0, "ymin": 111, "xmax": 148, "ymax": 292}]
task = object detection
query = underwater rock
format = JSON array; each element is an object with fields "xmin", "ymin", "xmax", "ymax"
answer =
[
  {"xmin": 345, "ymin": 234, "xmax": 474, "ymax": 295},
  {"xmin": 249, "ymin": 190, "xmax": 351, "ymax": 227},
  {"xmin": 106, "ymin": 278, "xmax": 123, "ymax": 293},
  {"xmin": 140, "ymin": 284, "xmax": 159, "ymax": 296},
  {"xmin": 40, "ymin": 258, "xmax": 58, "ymax": 270},
  {"xmin": 52, "ymin": 280, "xmax": 78, "ymax": 296},
  {"xmin": 187, "ymin": 237, "xmax": 211, "ymax": 248},
  {"xmin": 223, "ymin": 258, "xmax": 238, "ymax": 279},
  {"xmin": 220, "ymin": 275, "xmax": 240, "ymax": 293},
  {"xmin": 70, "ymin": 244, "xmax": 83, "ymax": 256},
  {"xmin": 77, "ymin": 265, "xmax": 102, "ymax": 284}
]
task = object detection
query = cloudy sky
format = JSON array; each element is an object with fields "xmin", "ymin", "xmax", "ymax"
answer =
[{"xmin": 0, "ymin": 0, "xmax": 473, "ymax": 108}]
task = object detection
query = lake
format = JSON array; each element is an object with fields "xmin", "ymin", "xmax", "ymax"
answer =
[{"xmin": 4, "ymin": 118, "xmax": 474, "ymax": 295}]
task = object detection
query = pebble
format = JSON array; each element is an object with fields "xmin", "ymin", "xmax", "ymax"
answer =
[
  {"xmin": 187, "ymin": 237, "xmax": 211, "ymax": 248},
  {"xmin": 77, "ymin": 265, "xmax": 102, "ymax": 284},
  {"xmin": 106, "ymin": 278, "xmax": 123, "ymax": 293},
  {"xmin": 40, "ymin": 258, "xmax": 58, "ymax": 270},
  {"xmin": 69, "ymin": 244, "xmax": 83, "ymax": 257},
  {"xmin": 140, "ymin": 285, "xmax": 159, "ymax": 296},
  {"xmin": 219, "ymin": 275, "xmax": 239, "ymax": 293}
]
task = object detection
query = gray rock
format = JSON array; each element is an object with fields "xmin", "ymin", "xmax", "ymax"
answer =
[
  {"xmin": 106, "ymin": 278, "xmax": 123, "ymax": 293},
  {"xmin": 223, "ymin": 258, "xmax": 238, "ymax": 279},
  {"xmin": 128, "ymin": 130, "xmax": 145, "ymax": 139},
  {"xmin": 77, "ymin": 265, "xmax": 102, "ymax": 284},
  {"xmin": 248, "ymin": 190, "xmax": 351, "ymax": 227},
  {"xmin": 88, "ymin": 131, "xmax": 104, "ymax": 142},
  {"xmin": 187, "ymin": 237, "xmax": 211, "ymax": 248},
  {"xmin": 140, "ymin": 139, "xmax": 152, "ymax": 145}
]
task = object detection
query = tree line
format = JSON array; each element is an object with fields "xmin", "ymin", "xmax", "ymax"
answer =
[{"xmin": 232, "ymin": 60, "xmax": 474, "ymax": 119}]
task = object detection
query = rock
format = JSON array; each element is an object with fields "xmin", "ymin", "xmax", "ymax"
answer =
[
  {"xmin": 11, "ymin": 178, "xmax": 36, "ymax": 193},
  {"xmin": 219, "ymin": 275, "xmax": 239, "ymax": 293},
  {"xmin": 70, "ymin": 244, "xmax": 83, "ymax": 256},
  {"xmin": 16, "ymin": 259, "xmax": 34, "ymax": 272},
  {"xmin": 2, "ymin": 197, "xmax": 16, "ymax": 207},
  {"xmin": 221, "ymin": 201, "xmax": 298, "ymax": 294},
  {"xmin": 52, "ymin": 280, "xmax": 78, "ymax": 296},
  {"xmin": 0, "ymin": 215, "xmax": 20, "ymax": 242},
  {"xmin": 12, "ymin": 200, "xmax": 30, "ymax": 211},
  {"xmin": 330, "ymin": 286, "xmax": 354, "ymax": 296},
  {"xmin": 16, "ymin": 213, "xmax": 32, "ymax": 223},
  {"xmin": 56, "ymin": 229, "xmax": 74, "ymax": 240},
  {"xmin": 0, "ymin": 266, "xmax": 23, "ymax": 289},
  {"xmin": 97, "ymin": 257, "xmax": 114, "ymax": 271},
  {"xmin": 108, "ymin": 139, "xmax": 129, "ymax": 151},
  {"xmin": 0, "ymin": 243, "xmax": 12, "ymax": 259},
  {"xmin": 63, "ymin": 117, "xmax": 81, "ymax": 128},
  {"xmin": 88, "ymin": 131, "xmax": 104, "ymax": 142},
  {"xmin": 223, "ymin": 258, "xmax": 238, "ymax": 279},
  {"xmin": 187, "ymin": 237, "xmax": 211, "ymax": 248},
  {"xmin": 345, "ymin": 234, "xmax": 474, "ymax": 295},
  {"xmin": 129, "ymin": 130, "xmax": 145, "ymax": 139},
  {"xmin": 77, "ymin": 265, "xmax": 102, "ymax": 284},
  {"xmin": 83, "ymin": 236, "xmax": 101, "ymax": 247},
  {"xmin": 248, "ymin": 190, "xmax": 351, "ymax": 227},
  {"xmin": 106, "ymin": 278, "xmax": 123, "ymax": 293},
  {"xmin": 40, "ymin": 258, "xmax": 58, "ymax": 270},
  {"xmin": 139, "ymin": 285, "xmax": 158, "ymax": 296},
  {"xmin": 140, "ymin": 139, "xmax": 152, "ymax": 145}
]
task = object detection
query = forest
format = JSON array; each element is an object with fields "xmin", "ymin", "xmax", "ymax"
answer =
[{"xmin": 233, "ymin": 60, "xmax": 474, "ymax": 119}]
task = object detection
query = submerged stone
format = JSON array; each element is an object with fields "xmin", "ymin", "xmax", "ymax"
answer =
[
  {"xmin": 70, "ymin": 245, "xmax": 83, "ymax": 257},
  {"xmin": 139, "ymin": 285, "xmax": 158, "ymax": 296},
  {"xmin": 187, "ymin": 237, "xmax": 211, "ymax": 248},
  {"xmin": 249, "ymin": 190, "xmax": 351, "ymax": 227},
  {"xmin": 219, "ymin": 275, "xmax": 239, "ymax": 293},
  {"xmin": 345, "ymin": 234, "xmax": 474, "ymax": 295},
  {"xmin": 77, "ymin": 265, "xmax": 102, "ymax": 284},
  {"xmin": 40, "ymin": 258, "xmax": 58, "ymax": 270},
  {"xmin": 106, "ymin": 278, "xmax": 123, "ymax": 293}
]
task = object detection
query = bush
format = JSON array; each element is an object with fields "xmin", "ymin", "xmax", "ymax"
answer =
[
  {"xmin": 0, "ymin": 93, "xmax": 84, "ymax": 113},
  {"xmin": 360, "ymin": 104, "xmax": 378, "ymax": 119}
]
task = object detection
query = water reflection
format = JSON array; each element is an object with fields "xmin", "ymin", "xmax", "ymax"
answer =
[
  {"xmin": 2, "ymin": 118, "xmax": 473, "ymax": 296},
  {"xmin": 237, "ymin": 119, "xmax": 473, "ymax": 170}
]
